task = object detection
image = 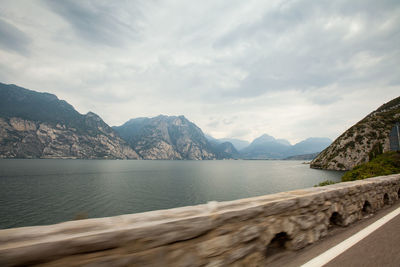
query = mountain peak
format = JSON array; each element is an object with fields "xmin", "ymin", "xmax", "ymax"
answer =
[
  {"xmin": 252, "ymin": 134, "xmax": 275, "ymax": 144},
  {"xmin": 113, "ymin": 115, "xmax": 216, "ymax": 160},
  {"xmin": 85, "ymin": 111, "xmax": 100, "ymax": 118}
]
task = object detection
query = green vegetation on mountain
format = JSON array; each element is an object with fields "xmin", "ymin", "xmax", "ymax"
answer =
[
  {"xmin": 315, "ymin": 151, "xmax": 400, "ymax": 186},
  {"xmin": 314, "ymin": 180, "xmax": 338, "ymax": 187},
  {"xmin": 342, "ymin": 151, "xmax": 400, "ymax": 181}
]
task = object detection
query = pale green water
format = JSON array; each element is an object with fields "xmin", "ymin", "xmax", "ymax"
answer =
[{"xmin": 0, "ymin": 160, "xmax": 343, "ymax": 229}]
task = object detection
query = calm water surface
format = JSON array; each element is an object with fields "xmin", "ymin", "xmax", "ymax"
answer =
[{"xmin": 0, "ymin": 160, "xmax": 343, "ymax": 229}]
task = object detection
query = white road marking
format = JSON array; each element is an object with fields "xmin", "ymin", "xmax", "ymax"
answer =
[{"xmin": 301, "ymin": 206, "xmax": 400, "ymax": 267}]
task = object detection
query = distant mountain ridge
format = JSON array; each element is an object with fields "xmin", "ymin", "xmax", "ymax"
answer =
[
  {"xmin": 237, "ymin": 134, "xmax": 331, "ymax": 159},
  {"xmin": 206, "ymin": 134, "xmax": 331, "ymax": 159},
  {"xmin": 240, "ymin": 134, "xmax": 291, "ymax": 159},
  {"xmin": 287, "ymin": 138, "xmax": 332, "ymax": 157},
  {"xmin": 311, "ymin": 96, "xmax": 400, "ymax": 170},
  {"xmin": 0, "ymin": 83, "xmax": 139, "ymax": 159}
]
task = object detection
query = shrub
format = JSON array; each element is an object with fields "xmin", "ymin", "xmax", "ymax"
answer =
[
  {"xmin": 368, "ymin": 142, "xmax": 383, "ymax": 161},
  {"xmin": 315, "ymin": 180, "xmax": 338, "ymax": 187},
  {"xmin": 342, "ymin": 151, "xmax": 400, "ymax": 181},
  {"xmin": 337, "ymin": 163, "xmax": 345, "ymax": 169}
]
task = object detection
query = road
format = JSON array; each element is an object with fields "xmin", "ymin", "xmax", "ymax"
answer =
[
  {"xmin": 324, "ymin": 208, "xmax": 400, "ymax": 267},
  {"xmin": 268, "ymin": 201, "xmax": 400, "ymax": 267}
]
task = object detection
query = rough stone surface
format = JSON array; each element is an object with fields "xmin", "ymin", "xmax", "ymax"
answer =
[
  {"xmin": 0, "ymin": 174, "xmax": 399, "ymax": 266},
  {"xmin": 113, "ymin": 115, "xmax": 217, "ymax": 160},
  {"xmin": 0, "ymin": 117, "xmax": 140, "ymax": 159}
]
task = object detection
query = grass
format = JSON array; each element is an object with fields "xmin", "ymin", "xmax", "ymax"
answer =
[{"xmin": 342, "ymin": 151, "xmax": 400, "ymax": 181}]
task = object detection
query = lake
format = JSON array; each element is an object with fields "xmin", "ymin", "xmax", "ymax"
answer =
[{"xmin": 0, "ymin": 159, "xmax": 343, "ymax": 229}]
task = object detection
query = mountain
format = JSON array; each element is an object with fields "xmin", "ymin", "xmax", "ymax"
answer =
[
  {"xmin": 285, "ymin": 138, "xmax": 332, "ymax": 157},
  {"xmin": 0, "ymin": 83, "xmax": 139, "ymax": 159},
  {"xmin": 239, "ymin": 134, "xmax": 331, "ymax": 159},
  {"xmin": 0, "ymin": 82, "xmax": 335, "ymax": 161},
  {"xmin": 218, "ymin": 138, "xmax": 250, "ymax": 151},
  {"xmin": 240, "ymin": 134, "xmax": 291, "ymax": 159},
  {"xmin": 212, "ymin": 142, "xmax": 240, "ymax": 159},
  {"xmin": 205, "ymin": 134, "xmax": 219, "ymax": 144},
  {"xmin": 113, "ymin": 115, "xmax": 217, "ymax": 160},
  {"xmin": 311, "ymin": 96, "xmax": 400, "ymax": 170},
  {"xmin": 205, "ymin": 135, "xmax": 250, "ymax": 151}
]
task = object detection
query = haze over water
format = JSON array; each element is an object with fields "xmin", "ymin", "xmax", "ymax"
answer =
[{"xmin": 0, "ymin": 159, "xmax": 343, "ymax": 229}]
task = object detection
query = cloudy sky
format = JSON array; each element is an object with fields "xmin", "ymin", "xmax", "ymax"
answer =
[{"xmin": 0, "ymin": 0, "xmax": 399, "ymax": 144}]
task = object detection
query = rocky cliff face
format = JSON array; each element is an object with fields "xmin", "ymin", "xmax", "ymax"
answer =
[
  {"xmin": 0, "ymin": 117, "xmax": 139, "ymax": 159},
  {"xmin": 311, "ymin": 96, "xmax": 400, "ymax": 170},
  {"xmin": 0, "ymin": 83, "xmax": 139, "ymax": 159},
  {"xmin": 113, "ymin": 115, "xmax": 216, "ymax": 160}
]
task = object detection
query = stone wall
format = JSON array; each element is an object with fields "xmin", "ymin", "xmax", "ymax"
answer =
[{"xmin": 1, "ymin": 174, "xmax": 400, "ymax": 266}]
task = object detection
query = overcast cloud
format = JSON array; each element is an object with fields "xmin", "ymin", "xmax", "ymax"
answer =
[{"xmin": 0, "ymin": 0, "xmax": 399, "ymax": 143}]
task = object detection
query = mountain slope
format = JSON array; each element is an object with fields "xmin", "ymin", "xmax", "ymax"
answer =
[
  {"xmin": 205, "ymin": 135, "xmax": 249, "ymax": 154},
  {"xmin": 240, "ymin": 134, "xmax": 291, "ymax": 159},
  {"xmin": 311, "ymin": 96, "xmax": 400, "ymax": 170},
  {"xmin": 286, "ymin": 138, "xmax": 331, "ymax": 157},
  {"xmin": 218, "ymin": 138, "xmax": 250, "ymax": 151},
  {"xmin": 0, "ymin": 83, "xmax": 139, "ymax": 159},
  {"xmin": 212, "ymin": 141, "xmax": 240, "ymax": 159},
  {"xmin": 113, "ymin": 115, "xmax": 216, "ymax": 160}
]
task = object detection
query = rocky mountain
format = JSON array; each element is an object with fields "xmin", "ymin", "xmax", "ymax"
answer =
[
  {"xmin": 0, "ymin": 82, "xmax": 336, "ymax": 161},
  {"xmin": 0, "ymin": 83, "xmax": 139, "ymax": 159},
  {"xmin": 311, "ymin": 96, "xmax": 400, "ymax": 170},
  {"xmin": 113, "ymin": 115, "xmax": 217, "ymax": 160}
]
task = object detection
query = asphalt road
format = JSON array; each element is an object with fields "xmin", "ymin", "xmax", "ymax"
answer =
[
  {"xmin": 325, "ymin": 209, "xmax": 400, "ymax": 267},
  {"xmin": 268, "ymin": 201, "xmax": 400, "ymax": 267}
]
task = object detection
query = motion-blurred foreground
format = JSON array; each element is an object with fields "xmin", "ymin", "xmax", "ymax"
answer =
[{"xmin": 1, "ymin": 174, "xmax": 399, "ymax": 266}]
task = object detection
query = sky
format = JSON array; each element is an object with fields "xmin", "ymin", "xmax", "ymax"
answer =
[{"xmin": 0, "ymin": 0, "xmax": 399, "ymax": 144}]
